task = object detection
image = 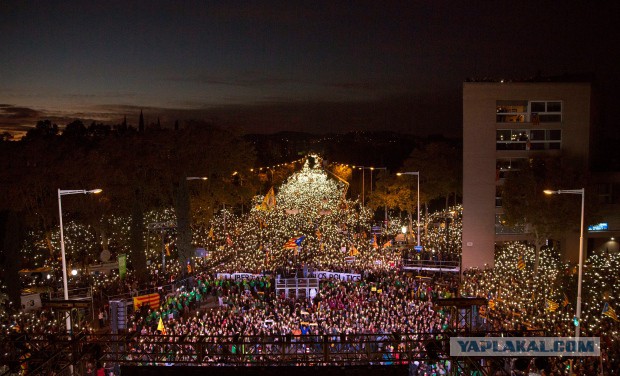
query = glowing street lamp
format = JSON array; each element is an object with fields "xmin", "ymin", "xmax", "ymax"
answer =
[
  {"xmin": 58, "ymin": 188, "xmax": 102, "ymax": 334},
  {"xmin": 544, "ymin": 188, "xmax": 585, "ymax": 339},
  {"xmin": 357, "ymin": 166, "xmax": 386, "ymax": 207},
  {"xmin": 397, "ymin": 172, "xmax": 421, "ymax": 247}
]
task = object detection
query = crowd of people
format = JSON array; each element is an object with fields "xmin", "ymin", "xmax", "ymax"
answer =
[
  {"xmin": 2, "ymin": 160, "xmax": 619, "ymax": 375},
  {"xmin": 122, "ymin": 269, "xmax": 456, "ymax": 370},
  {"xmin": 3, "ymin": 246, "xmax": 619, "ymax": 375}
]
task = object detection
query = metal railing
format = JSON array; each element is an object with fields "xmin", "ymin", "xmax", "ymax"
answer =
[
  {"xmin": 82, "ymin": 332, "xmax": 448, "ymax": 366},
  {"xmin": 401, "ymin": 259, "xmax": 460, "ymax": 272},
  {"xmin": 2, "ymin": 330, "xmax": 546, "ymax": 375}
]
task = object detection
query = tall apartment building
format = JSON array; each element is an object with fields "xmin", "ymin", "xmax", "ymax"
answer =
[{"xmin": 462, "ymin": 81, "xmax": 619, "ymax": 269}]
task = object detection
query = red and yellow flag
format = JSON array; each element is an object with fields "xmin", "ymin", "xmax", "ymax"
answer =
[
  {"xmin": 260, "ymin": 187, "xmax": 276, "ymax": 211},
  {"xmin": 157, "ymin": 317, "xmax": 166, "ymax": 335},
  {"xmin": 133, "ymin": 293, "xmax": 160, "ymax": 311},
  {"xmin": 349, "ymin": 246, "xmax": 359, "ymax": 256}
]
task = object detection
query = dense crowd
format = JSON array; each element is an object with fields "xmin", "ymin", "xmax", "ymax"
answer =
[
  {"xmin": 2, "ymin": 161, "xmax": 618, "ymax": 375},
  {"xmin": 123, "ymin": 269, "xmax": 456, "ymax": 371}
]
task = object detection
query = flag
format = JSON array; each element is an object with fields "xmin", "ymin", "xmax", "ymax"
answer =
[
  {"xmin": 349, "ymin": 246, "xmax": 359, "ymax": 256},
  {"xmin": 488, "ymin": 298, "xmax": 496, "ymax": 310},
  {"xmin": 283, "ymin": 236, "xmax": 305, "ymax": 249},
  {"xmin": 226, "ymin": 235, "xmax": 233, "ymax": 246},
  {"xmin": 562, "ymin": 293, "xmax": 570, "ymax": 308},
  {"xmin": 165, "ymin": 243, "xmax": 171, "ymax": 256},
  {"xmin": 316, "ymin": 229, "xmax": 322, "ymax": 240},
  {"xmin": 372, "ymin": 235, "xmax": 379, "ymax": 249},
  {"xmin": 383, "ymin": 240, "xmax": 392, "ymax": 248},
  {"xmin": 208, "ymin": 227, "xmax": 214, "ymax": 240},
  {"xmin": 545, "ymin": 299, "xmax": 559, "ymax": 312},
  {"xmin": 517, "ymin": 255, "xmax": 526, "ymax": 270},
  {"xmin": 118, "ymin": 254, "xmax": 127, "ymax": 280},
  {"xmin": 602, "ymin": 302, "xmax": 619, "ymax": 322},
  {"xmin": 260, "ymin": 187, "xmax": 276, "ymax": 211},
  {"xmin": 133, "ymin": 293, "xmax": 160, "ymax": 311},
  {"xmin": 157, "ymin": 317, "xmax": 166, "ymax": 335}
]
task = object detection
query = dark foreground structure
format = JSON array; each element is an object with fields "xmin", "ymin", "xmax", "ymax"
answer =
[
  {"xmin": 122, "ymin": 365, "xmax": 410, "ymax": 376},
  {"xmin": 3, "ymin": 330, "xmax": 538, "ymax": 376}
]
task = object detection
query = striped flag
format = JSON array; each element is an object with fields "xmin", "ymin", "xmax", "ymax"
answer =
[
  {"xmin": 283, "ymin": 235, "xmax": 305, "ymax": 249},
  {"xmin": 349, "ymin": 246, "xmax": 360, "ymax": 256},
  {"xmin": 517, "ymin": 255, "xmax": 526, "ymax": 270},
  {"xmin": 602, "ymin": 302, "xmax": 619, "ymax": 322},
  {"xmin": 562, "ymin": 293, "xmax": 570, "ymax": 308},
  {"xmin": 157, "ymin": 317, "xmax": 166, "ymax": 335},
  {"xmin": 488, "ymin": 298, "xmax": 496, "ymax": 310},
  {"xmin": 133, "ymin": 293, "xmax": 160, "ymax": 311},
  {"xmin": 545, "ymin": 299, "xmax": 559, "ymax": 312},
  {"xmin": 260, "ymin": 187, "xmax": 276, "ymax": 211}
]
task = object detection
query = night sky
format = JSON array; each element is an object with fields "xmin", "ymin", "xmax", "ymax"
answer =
[{"xmin": 1, "ymin": 1, "xmax": 618, "ymax": 137}]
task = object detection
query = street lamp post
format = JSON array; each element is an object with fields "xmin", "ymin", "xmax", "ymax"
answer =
[
  {"xmin": 58, "ymin": 188, "xmax": 102, "ymax": 334},
  {"xmin": 397, "ymin": 172, "xmax": 421, "ymax": 247},
  {"xmin": 544, "ymin": 188, "xmax": 585, "ymax": 339},
  {"xmin": 357, "ymin": 166, "xmax": 386, "ymax": 207},
  {"xmin": 358, "ymin": 166, "xmax": 366, "ymax": 207}
]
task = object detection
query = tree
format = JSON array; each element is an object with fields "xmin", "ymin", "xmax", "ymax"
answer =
[
  {"xmin": 366, "ymin": 172, "xmax": 400, "ymax": 223},
  {"xmin": 502, "ymin": 156, "xmax": 593, "ymax": 272},
  {"xmin": 63, "ymin": 119, "xmax": 87, "ymax": 138},
  {"xmin": 23, "ymin": 119, "xmax": 59, "ymax": 140},
  {"xmin": 401, "ymin": 141, "xmax": 462, "ymax": 209}
]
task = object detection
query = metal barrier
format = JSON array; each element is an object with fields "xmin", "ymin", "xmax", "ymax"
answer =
[
  {"xmin": 275, "ymin": 278, "xmax": 319, "ymax": 299},
  {"xmin": 82, "ymin": 332, "xmax": 448, "ymax": 367},
  {"xmin": 401, "ymin": 259, "xmax": 460, "ymax": 272},
  {"xmin": 2, "ymin": 330, "xmax": 545, "ymax": 375}
]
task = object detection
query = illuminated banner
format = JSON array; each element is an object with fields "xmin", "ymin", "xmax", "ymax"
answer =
[
  {"xmin": 133, "ymin": 293, "xmax": 160, "ymax": 311},
  {"xmin": 450, "ymin": 337, "xmax": 600, "ymax": 357},
  {"xmin": 311, "ymin": 271, "xmax": 361, "ymax": 282},
  {"xmin": 118, "ymin": 254, "xmax": 127, "ymax": 280},
  {"xmin": 216, "ymin": 273, "xmax": 262, "ymax": 280}
]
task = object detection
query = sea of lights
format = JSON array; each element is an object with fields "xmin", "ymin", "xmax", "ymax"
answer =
[{"xmin": 4, "ymin": 155, "xmax": 618, "ymax": 357}]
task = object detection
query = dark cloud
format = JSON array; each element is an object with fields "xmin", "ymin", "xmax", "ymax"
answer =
[
  {"xmin": 0, "ymin": 106, "xmax": 40, "ymax": 120},
  {"xmin": 0, "ymin": 105, "xmax": 42, "ymax": 136}
]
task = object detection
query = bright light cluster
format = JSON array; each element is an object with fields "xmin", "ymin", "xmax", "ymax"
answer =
[
  {"xmin": 580, "ymin": 250, "xmax": 620, "ymax": 342},
  {"xmin": 191, "ymin": 158, "xmax": 403, "ymax": 274}
]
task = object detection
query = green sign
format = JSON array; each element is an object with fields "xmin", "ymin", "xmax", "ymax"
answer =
[{"xmin": 118, "ymin": 254, "xmax": 127, "ymax": 280}]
